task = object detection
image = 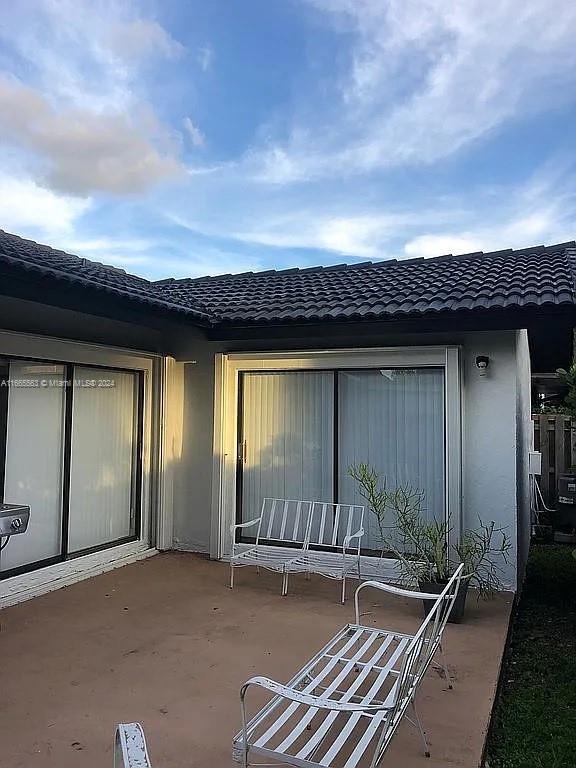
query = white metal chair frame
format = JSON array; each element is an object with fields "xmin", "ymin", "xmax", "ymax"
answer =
[
  {"xmin": 114, "ymin": 723, "xmax": 153, "ymax": 768},
  {"xmin": 230, "ymin": 498, "xmax": 365, "ymax": 603},
  {"xmin": 234, "ymin": 564, "xmax": 463, "ymax": 768}
]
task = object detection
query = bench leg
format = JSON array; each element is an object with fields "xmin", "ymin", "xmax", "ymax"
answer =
[
  {"xmin": 281, "ymin": 569, "xmax": 289, "ymax": 597},
  {"xmin": 411, "ymin": 700, "xmax": 430, "ymax": 758},
  {"xmin": 439, "ymin": 642, "xmax": 453, "ymax": 689},
  {"xmin": 230, "ymin": 564, "xmax": 235, "ymax": 590},
  {"xmin": 341, "ymin": 574, "xmax": 347, "ymax": 605}
]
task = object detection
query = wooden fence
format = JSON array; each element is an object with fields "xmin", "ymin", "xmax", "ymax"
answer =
[{"xmin": 533, "ymin": 414, "xmax": 576, "ymax": 505}]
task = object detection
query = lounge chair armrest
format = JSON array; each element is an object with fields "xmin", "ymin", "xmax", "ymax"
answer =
[
  {"xmin": 357, "ymin": 580, "xmax": 442, "ymax": 601},
  {"xmin": 240, "ymin": 676, "xmax": 391, "ymax": 712},
  {"xmin": 354, "ymin": 563, "xmax": 464, "ymax": 624}
]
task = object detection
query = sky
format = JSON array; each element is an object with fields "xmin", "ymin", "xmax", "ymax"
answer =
[{"xmin": 1, "ymin": 1, "xmax": 576, "ymax": 280}]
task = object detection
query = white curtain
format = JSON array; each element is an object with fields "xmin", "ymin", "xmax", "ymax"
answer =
[
  {"xmin": 68, "ymin": 368, "xmax": 138, "ymax": 553},
  {"xmin": 338, "ymin": 369, "xmax": 445, "ymax": 551},
  {"xmin": 1, "ymin": 362, "xmax": 65, "ymax": 571},
  {"xmin": 240, "ymin": 372, "xmax": 334, "ymax": 526}
]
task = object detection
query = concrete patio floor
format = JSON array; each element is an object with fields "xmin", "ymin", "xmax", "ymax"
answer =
[{"xmin": 0, "ymin": 553, "xmax": 512, "ymax": 768}]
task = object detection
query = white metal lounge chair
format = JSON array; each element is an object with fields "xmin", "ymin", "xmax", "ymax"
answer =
[
  {"xmin": 114, "ymin": 723, "xmax": 153, "ymax": 767},
  {"xmin": 234, "ymin": 563, "xmax": 463, "ymax": 768}
]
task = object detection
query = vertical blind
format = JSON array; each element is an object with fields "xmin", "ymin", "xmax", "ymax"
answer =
[
  {"xmin": 338, "ymin": 369, "xmax": 445, "ymax": 551},
  {"xmin": 238, "ymin": 368, "xmax": 445, "ymax": 553},
  {"xmin": 68, "ymin": 368, "xmax": 138, "ymax": 554},
  {"xmin": 240, "ymin": 372, "xmax": 334, "ymax": 525},
  {"xmin": 1, "ymin": 362, "xmax": 65, "ymax": 571}
]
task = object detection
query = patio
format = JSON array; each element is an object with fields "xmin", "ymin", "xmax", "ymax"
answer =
[{"xmin": 0, "ymin": 553, "xmax": 512, "ymax": 768}]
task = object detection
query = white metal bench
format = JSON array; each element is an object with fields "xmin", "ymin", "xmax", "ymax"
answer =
[
  {"xmin": 114, "ymin": 723, "xmax": 153, "ymax": 767},
  {"xmin": 285, "ymin": 501, "xmax": 365, "ymax": 604},
  {"xmin": 230, "ymin": 498, "xmax": 365, "ymax": 603},
  {"xmin": 234, "ymin": 563, "xmax": 463, "ymax": 768}
]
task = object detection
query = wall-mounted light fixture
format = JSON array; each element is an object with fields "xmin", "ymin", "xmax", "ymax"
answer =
[{"xmin": 475, "ymin": 355, "xmax": 490, "ymax": 377}]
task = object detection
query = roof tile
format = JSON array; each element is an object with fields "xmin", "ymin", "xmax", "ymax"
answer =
[
  {"xmin": 1, "ymin": 230, "xmax": 575, "ymax": 327},
  {"xmin": 152, "ymin": 241, "xmax": 576, "ymax": 324}
]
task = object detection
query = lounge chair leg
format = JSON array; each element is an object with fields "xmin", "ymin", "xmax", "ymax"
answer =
[
  {"xmin": 230, "ymin": 565, "xmax": 234, "ymax": 590},
  {"xmin": 439, "ymin": 642, "xmax": 453, "ymax": 689},
  {"xmin": 357, "ymin": 558, "xmax": 361, "ymax": 581},
  {"xmin": 341, "ymin": 574, "xmax": 346, "ymax": 605},
  {"xmin": 411, "ymin": 700, "xmax": 430, "ymax": 758},
  {"xmin": 305, "ymin": 570, "xmax": 311, "ymax": 581},
  {"xmin": 282, "ymin": 570, "xmax": 289, "ymax": 597}
]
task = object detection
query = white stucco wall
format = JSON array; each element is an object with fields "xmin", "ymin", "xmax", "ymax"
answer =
[
  {"xmin": 170, "ymin": 328, "xmax": 529, "ymax": 590},
  {"xmin": 515, "ymin": 330, "xmax": 533, "ymax": 583},
  {"xmin": 460, "ymin": 332, "xmax": 521, "ymax": 589}
]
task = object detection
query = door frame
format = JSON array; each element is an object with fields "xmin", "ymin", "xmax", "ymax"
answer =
[{"xmin": 211, "ymin": 346, "xmax": 462, "ymax": 569}]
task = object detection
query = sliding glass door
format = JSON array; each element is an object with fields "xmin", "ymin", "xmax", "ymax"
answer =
[
  {"xmin": 237, "ymin": 367, "xmax": 445, "ymax": 553},
  {"xmin": 239, "ymin": 372, "xmax": 334, "ymax": 526},
  {"xmin": 0, "ymin": 360, "xmax": 144, "ymax": 578}
]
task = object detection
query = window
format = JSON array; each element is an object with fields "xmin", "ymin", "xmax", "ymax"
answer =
[{"xmin": 0, "ymin": 359, "xmax": 144, "ymax": 578}]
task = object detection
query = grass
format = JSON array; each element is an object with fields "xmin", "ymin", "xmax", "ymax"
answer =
[{"xmin": 486, "ymin": 544, "xmax": 576, "ymax": 768}]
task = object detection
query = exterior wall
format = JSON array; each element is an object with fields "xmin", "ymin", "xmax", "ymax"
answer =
[
  {"xmin": 515, "ymin": 330, "xmax": 533, "ymax": 584},
  {"xmin": 170, "ymin": 328, "xmax": 527, "ymax": 590}
]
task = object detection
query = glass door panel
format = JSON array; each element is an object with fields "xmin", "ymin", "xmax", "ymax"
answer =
[
  {"xmin": 338, "ymin": 368, "xmax": 445, "ymax": 552},
  {"xmin": 1, "ymin": 361, "xmax": 65, "ymax": 572},
  {"xmin": 68, "ymin": 367, "xmax": 140, "ymax": 554},
  {"xmin": 239, "ymin": 372, "xmax": 334, "ymax": 533}
]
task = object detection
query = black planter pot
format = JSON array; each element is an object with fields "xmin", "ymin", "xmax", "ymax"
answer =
[{"xmin": 418, "ymin": 577, "xmax": 470, "ymax": 623}]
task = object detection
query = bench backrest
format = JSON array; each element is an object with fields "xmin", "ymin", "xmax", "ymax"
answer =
[
  {"xmin": 306, "ymin": 501, "xmax": 365, "ymax": 552},
  {"xmin": 255, "ymin": 498, "xmax": 313, "ymax": 547}
]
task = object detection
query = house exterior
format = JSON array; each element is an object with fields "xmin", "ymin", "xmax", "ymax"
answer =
[{"xmin": 0, "ymin": 230, "xmax": 574, "ymax": 607}]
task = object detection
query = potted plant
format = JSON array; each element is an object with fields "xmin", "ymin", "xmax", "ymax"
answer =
[{"xmin": 348, "ymin": 463, "xmax": 512, "ymax": 622}]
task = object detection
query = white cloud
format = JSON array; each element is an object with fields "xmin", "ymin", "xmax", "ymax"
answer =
[
  {"xmin": 249, "ymin": 0, "xmax": 576, "ymax": 182},
  {"xmin": 197, "ymin": 45, "xmax": 214, "ymax": 72},
  {"xmin": 404, "ymin": 235, "xmax": 482, "ymax": 258},
  {"xmin": 106, "ymin": 19, "xmax": 185, "ymax": 61},
  {"xmin": 234, "ymin": 212, "xmax": 416, "ymax": 257},
  {"xmin": 184, "ymin": 117, "xmax": 206, "ymax": 148},
  {"xmin": 66, "ymin": 239, "xmax": 263, "ymax": 279},
  {"xmin": 403, "ymin": 168, "xmax": 576, "ymax": 258},
  {"xmin": 0, "ymin": 2, "xmax": 189, "ymax": 197},
  {"xmin": 0, "ymin": 174, "xmax": 90, "ymax": 236},
  {"xmin": 0, "ymin": 74, "xmax": 183, "ymax": 195}
]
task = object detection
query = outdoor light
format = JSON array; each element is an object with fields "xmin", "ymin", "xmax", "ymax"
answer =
[{"xmin": 475, "ymin": 355, "xmax": 490, "ymax": 376}]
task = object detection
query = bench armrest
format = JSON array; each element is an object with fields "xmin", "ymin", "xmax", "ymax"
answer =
[
  {"xmin": 343, "ymin": 528, "xmax": 364, "ymax": 548},
  {"xmin": 230, "ymin": 517, "xmax": 261, "ymax": 535},
  {"xmin": 240, "ymin": 676, "xmax": 392, "ymax": 713}
]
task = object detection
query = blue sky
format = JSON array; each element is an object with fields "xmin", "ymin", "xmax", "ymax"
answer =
[{"xmin": 1, "ymin": 1, "xmax": 576, "ymax": 280}]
